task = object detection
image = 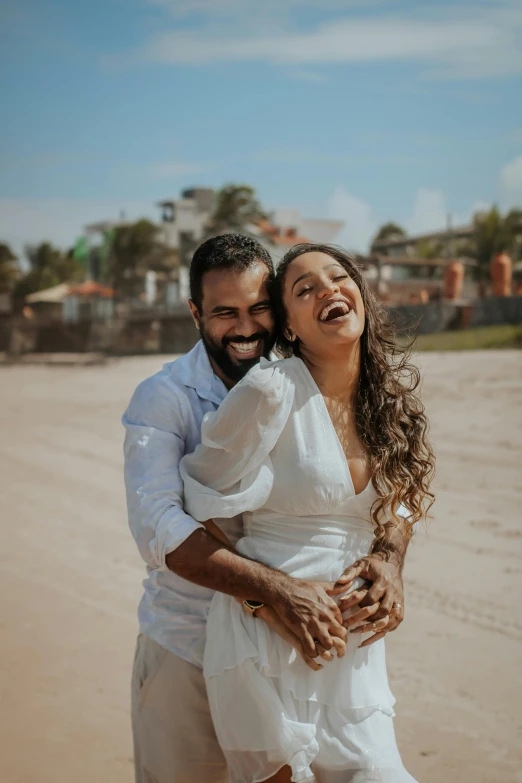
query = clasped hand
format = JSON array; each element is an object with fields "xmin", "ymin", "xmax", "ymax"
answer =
[{"xmin": 258, "ymin": 555, "xmax": 404, "ymax": 671}]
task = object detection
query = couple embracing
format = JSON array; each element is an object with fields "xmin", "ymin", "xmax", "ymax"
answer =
[{"xmin": 124, "ymin": 233, "xmax": 435, "ymax": 783}]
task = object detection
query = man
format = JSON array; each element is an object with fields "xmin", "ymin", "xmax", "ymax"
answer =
[{"xmin": 123, "ymin": 233, "xmax": 410, "ymax": 783}]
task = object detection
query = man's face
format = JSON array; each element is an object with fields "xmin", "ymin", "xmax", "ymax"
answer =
[{"xmin": 189, "ymin": 262, "xmax": 276, "ymax": 386}]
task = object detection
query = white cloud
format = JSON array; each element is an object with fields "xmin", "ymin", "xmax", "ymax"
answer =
[
  {"xmin": 327, "ymin": 186, "xmax": 454, "ymax": 254},
  {"xmin": 405, "ymin": 188, "xmax": 448, "ymax": 235},
  {"xmin": 0, "ymin": 198, "xmax": 157, "ymax": 262},
  {"xmin": 405, "ymin": 188, "xmax": 492, "ymax": 235},
  {"xmin": 149, "ymin": 161, "xmax": 205, "ymax": 179},
  {"xmin": 125, "ymin": 3, "xmax": 522, "ymax": 80},
  {"xmin": 499, "ymin": 155, "xmax": 522, "ymax": 207},
  {"xmin": 328, "ymin": 186, "xmax": 378, "ymax": 253},
  {"xmin": 327, "ymin": 185, "xmax": 492, "ymax": 253}
]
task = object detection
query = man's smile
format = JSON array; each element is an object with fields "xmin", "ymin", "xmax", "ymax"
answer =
[{"xmin": 227, "ymin": 339, "xmax": 262, "ymax": 360}]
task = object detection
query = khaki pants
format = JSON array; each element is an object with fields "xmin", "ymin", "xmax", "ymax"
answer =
[{"xmin": 131, "ymin": 634, "xmax": 228, "ymax": 783}]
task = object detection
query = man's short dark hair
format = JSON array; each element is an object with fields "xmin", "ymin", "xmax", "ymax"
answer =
[{"xmin": 189, "ymin": 233, "xmax": 275, "ymax": 311}]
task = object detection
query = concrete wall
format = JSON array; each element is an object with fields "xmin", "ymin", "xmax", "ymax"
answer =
[
  {"xmin": 468, "ymin": 296, "xmax": 522, "ymax": 328},
  {"xmin": 5, "ymin": 312, "xmax": 199, "ymax": 357},
  {"xmin": 4, "ymin": 296, "xmax": 521, "ymax": 356},
  {"xmin": 160, "ymin": 313, "xmax": 199, "ymax": 354},
  {"xmin": 386, "ymin": 301, "xmax": 461, "ymax": 335},
  {"xmin": 387, "ymin": 296, "xmax": 522, "ymax": 335}
]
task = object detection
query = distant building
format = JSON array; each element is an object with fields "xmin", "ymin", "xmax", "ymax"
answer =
[
  {"xmin": 267, "ymin": 208, "xmax": 344, "ymax": 247},
  {"xmin": 371, "ymin": 224, "xmax": 474, "ymax": 258},
  {"xmin": 157, "ymin": 188, "xmax": 344, "ymax": 265},
  {"xmin": 158, "ymin": 188, "xmax": 215, "ymax": 257}
]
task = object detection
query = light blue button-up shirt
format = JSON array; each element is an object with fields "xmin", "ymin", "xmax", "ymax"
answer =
[{"xmin": 123, "ymin": 340, "xmax": 243, "ymax": 667}]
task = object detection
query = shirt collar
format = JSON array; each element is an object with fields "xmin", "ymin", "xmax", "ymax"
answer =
[{"xmin": 168, "ymin": 340, "xmax": 228, "ymax": 406}]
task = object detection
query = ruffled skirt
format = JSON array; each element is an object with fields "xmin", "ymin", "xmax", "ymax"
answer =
[{"xmin": 204, "ymin": 590, "xmax": 418, "ymax": 783}]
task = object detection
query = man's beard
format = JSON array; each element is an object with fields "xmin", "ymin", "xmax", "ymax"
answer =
[{"xmin": 200, "ymin": 324, "xmax": 274, "ymax": 384}]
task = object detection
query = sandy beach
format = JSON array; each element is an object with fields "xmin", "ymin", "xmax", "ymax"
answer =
[{"xmin": 0, "ymin": 350, "xmax": 521, "ymax": 783}]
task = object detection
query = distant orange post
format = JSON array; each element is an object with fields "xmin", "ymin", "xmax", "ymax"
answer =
[
  {"xmin": 490, "ymin": 252, "xmax": 512, "ymax": 296},
  {"xmin": 443, "ymin": 260, "xmax": 464, "ymax": 300}
]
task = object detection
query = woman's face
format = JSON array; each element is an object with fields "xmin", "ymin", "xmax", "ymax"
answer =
[{"xmin": 282, "ymin": 251, "xmax": 365, "ymax": 354}]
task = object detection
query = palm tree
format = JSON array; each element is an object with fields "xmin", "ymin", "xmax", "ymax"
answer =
[
  {"xmin": 370, "ymin": 223, "xmax": 407, "ymax": 257},
  {"xmin": 504, "ymin": 208, "xmax": 522, "ymax": 260},
  {"xmin": 371, "ymin": 222, "xmax": 407, "ymax": 250},
  {"xmin": 451, "ymin": 206, "xmax": 522, "ymax": 281},
  {"xmin": 106, "ymin": 219, "xmax": 177, "ymax": 298},
  {"xmin": 206, "ymin": 184, "xmax": 265, "ymax": 236}
]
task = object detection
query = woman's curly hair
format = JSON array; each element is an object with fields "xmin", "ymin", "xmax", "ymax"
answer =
[{"xmin": 272, "ymin": 243, "xmax": 435, "ymax": 540}]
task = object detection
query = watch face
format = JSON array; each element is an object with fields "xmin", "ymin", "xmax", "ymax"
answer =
[{"xmin": 245, "ymin": 601, "xmax": 264, "ymax": 608}]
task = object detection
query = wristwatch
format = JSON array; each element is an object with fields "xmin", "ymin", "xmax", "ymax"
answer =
[{"xmin": 242, "ymin": 599, "xmax": 264, "ymax": 616}]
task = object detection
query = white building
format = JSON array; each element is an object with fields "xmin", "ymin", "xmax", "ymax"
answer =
[
  {"xmin": 157, "ymin": 188, "xmax": 215, "ymax": 260},
  {"xmin": 268, "ymin": 208, "xmax": 344, "ymax": 246},
  {"xmin": 156, "ymin": 188, "xmax": 344, "ymax": 266}
]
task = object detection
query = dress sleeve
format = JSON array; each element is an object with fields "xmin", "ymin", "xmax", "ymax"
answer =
[{"xmin": 180, "ymin": 359, "xmax": 294, "ymax": 521}]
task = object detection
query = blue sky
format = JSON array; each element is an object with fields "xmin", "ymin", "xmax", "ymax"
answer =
[{"xmin": 1, "ymin": 0, "xmax": 522, "ymax": 258}]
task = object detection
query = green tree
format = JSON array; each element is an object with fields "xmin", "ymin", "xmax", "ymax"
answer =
[
  {"xmin": 371, "ymin": 222, "xmax": 407, "ymax": 250},
  {"xmin": 106, "ymin": 219, "xmax": 177, "ymax": 298},
  {"xmin": 457, "ymin": 206, "xmax": 520, "ymax": 280},
  {"xmin": 206, "ymin": 184, "xmax": 265, "ymax": 236},
  {"xmin": 0, "ymin": 242, "xmax": 20, "ymax": 292},
  {"xmin": 503, "ymin": 208, "xmax": 522, "ymax": 260},
  {"xmin": 415, "ymin": 238, "xmax": 445, "ymax": 260},
  {"xmin": 13, "ymin": 241, "xmax": 85, "ymax": 306},
  {"xmin": 410, "ymin": 238, "xmax": 447, "ymax": 279}
]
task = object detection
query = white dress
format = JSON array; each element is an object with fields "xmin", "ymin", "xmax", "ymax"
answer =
[{"xmin": 180, "ymin": 357, "xmax": 417, "ymax": 783}]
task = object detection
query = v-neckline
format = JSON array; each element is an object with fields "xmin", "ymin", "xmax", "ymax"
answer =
[{"xmin": 295, "ymin": 357, "xmax": 372, "ymax": 498}]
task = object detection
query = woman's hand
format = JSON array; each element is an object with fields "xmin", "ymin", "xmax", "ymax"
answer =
[{"xmin": 334, "ymin": 555, "xmax": 405, "ymax": 648}]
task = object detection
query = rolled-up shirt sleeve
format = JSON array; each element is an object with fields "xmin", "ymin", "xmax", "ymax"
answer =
[{"xmin": 123, "ymin": 375, "xmax": 204, "ymax": 571}]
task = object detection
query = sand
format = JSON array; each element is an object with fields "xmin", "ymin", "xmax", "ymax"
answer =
[{"xmin": 0, "ymin": 350, "xmax": 521, "ymax": 783}]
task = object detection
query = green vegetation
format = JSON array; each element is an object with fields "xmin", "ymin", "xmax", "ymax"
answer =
[
  {"xmin": 371, "ymin": 207, "xmax": 522, "ymax": 278},
  {"xmin": 411, "ymin": 325, "xmax": 522, "ymax": 352},
  {"xmin": 106, "ymin": 219, "xmax": 177, "ymax": 298},
  {"xmin": 0, "ymin": 242, "xmax": 20, "ymax": 292},
  {"xmin": 12, "ymin": 242, "xmax": 85, "ymax": 308},
  {"xmin": 457, "ymin": 207, "xmax": 522, "ymax": 280},
  {"xmin": 371, "ymin": 222, "xmax": 407, "ymax": 246},
  {"xmin": 205, "ymin": 184, "xmax": 265, "ymax": 236}
]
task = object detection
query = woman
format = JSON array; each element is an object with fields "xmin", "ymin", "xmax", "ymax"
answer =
[{"xmin": 180, "ymin": 244, "xmax": 435, "ymax": 783}]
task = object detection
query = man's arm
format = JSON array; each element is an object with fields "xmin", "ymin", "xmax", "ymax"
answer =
[
  {"xmin": 123, "ymin": 377, "xmax": 206, "ymax": 571},
  {"xmin": 165, "ymin": 527, "xmax": 362, "ymax": 658},
  {"xmin": 123, "ymin": 376, "xmax": 354, "ymax": 658},
  {"xmin": 193, "ymin": 520, "xmax": 346, "ymax": 669}
]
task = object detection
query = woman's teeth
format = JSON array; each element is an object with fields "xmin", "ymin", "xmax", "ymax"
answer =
[{"xmin": 319, "ymin": 301, "xmax": 350, "ymax": 322}]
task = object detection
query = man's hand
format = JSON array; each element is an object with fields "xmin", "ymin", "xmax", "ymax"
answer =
[
  {"xmin": 269, "ymin": 578, "xmax": 351, "ymax": 659},
  {"xmin": 255, "ymin": 605, "xmax": 332, "ymax": 671},
  {"xmin": 188, "ymin": 522, "xmax": 354, "ymax": 660},
  {"xmin": 335, "ymin": 555, "xmax": 404, "ymax": 648}
]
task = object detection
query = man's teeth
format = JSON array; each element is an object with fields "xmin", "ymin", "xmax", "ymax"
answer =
[
  {"xmin": 319, "ymin": 301, "xmax": 350, "ymax": 321},
  {"xmin": 229, "ymin": 340, "xmax": 261, "ymax": 354}
]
